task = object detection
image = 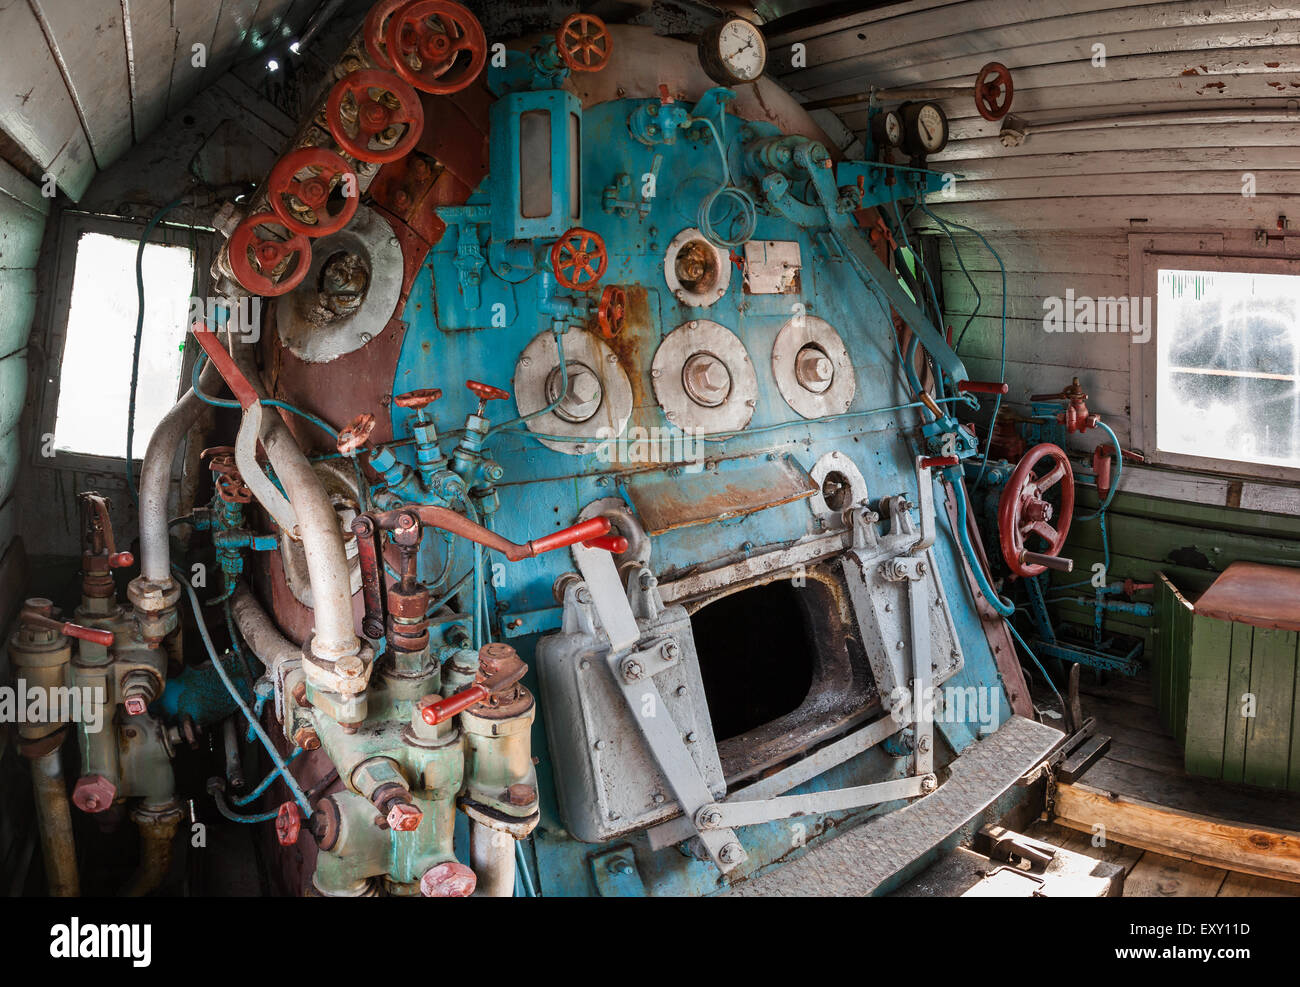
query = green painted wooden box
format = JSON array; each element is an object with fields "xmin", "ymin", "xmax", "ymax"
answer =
[{"xmin": 1153, "ymin": 572, "xmax": 1300, "ymax": 791}]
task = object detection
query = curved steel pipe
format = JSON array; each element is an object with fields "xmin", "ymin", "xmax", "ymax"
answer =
[{"xmin": 230, "ymin": 584, "xmax": 302, "ymax": 669}]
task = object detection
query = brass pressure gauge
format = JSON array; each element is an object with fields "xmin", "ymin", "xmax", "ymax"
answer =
[{"xmin": 698, "ymin": 17, "xmax": 767, "ymax": 85}]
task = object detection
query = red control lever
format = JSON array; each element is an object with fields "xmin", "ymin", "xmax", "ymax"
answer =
[
  {"xmin": 20, "ymin": 609, "xmax": 114, "ymax": 647},
  {"xmin": 420, "ymin": 684, "xmax": 490, "ymax": 726},
  {"xmin": 957, "ymin": 380, "xmax": 1010, "ymax": 395},
  {"xmin": 582, "ymin": 533, "xmax": 629, "ymax": 554},
  {"xmin": 529, "ymin": 517, "xmax": 615, "ymax": 556},
  {"xmin": 373, "ymin": 507, "xmax": 616, "ymax": 563},
  {"xmin": 919, "ymin": 455, "xmax": 960, "ymax": 470}
]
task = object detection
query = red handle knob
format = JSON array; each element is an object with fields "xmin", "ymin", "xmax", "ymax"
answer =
[
  {"xmin": 528, "ymin": 517, "xmax": 612, "ymax": 556},
  {"xmin": 919, "ymin": 455, "xmax": 959, "ymax": 470},
  {"xmin": 420, "ymin": 684, "xmax": 490, "ymax": 726},
  {"xmin": 21, "ymin": 610, "xmax": 114, "ymax": 647},
  {"xmin": 957, "ymin": 380, "xmax": 1010, "ymax": 395},
  {"xmin": 108, "ymin": 551, "xmax": 135, "ymax": 569},
  {"xmin": 582, "ymin": 533, "xmax": 629, "ymax": 554},
  {"xmin": 466, "ymin": 380, "xmax": 509, "ymax": 403}
]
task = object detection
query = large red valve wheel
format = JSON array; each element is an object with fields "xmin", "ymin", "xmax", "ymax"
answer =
[
  {"xmin": 266, "ymin": 147, "xmax": 359, "ymax": 237},
  {"xmin": 363, "ymin": 0, "xmax": 410, "ymax": 70},
  {"xmin": 974, "ymin": 61, "xmax": 1014, "ymax": 122},
  {"xmin": 386, "ymin": 0, "xmax": 487, "ymax": 95},
  {"xmin": 997, "ymin": 442, "xmax": 1074, "ymax": 578},
  {"xmin": 326, "ymin": 69, "xmax": 425, "ymax": 164},
  {"xmin": 557, "ymin": 13, "xmax": 612, "ymax": 73},
  {"xmin": 551, "ymin": 228, "xmax": 608, "ymax": 291},
  {"xmin": 228, "ymin": 213, "xmax": 311, "ymax": 297}
]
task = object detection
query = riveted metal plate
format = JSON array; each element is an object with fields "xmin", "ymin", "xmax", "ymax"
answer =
[
  {"xmin": 772, "ymin": 314, "xmax": 856, "ymax": 419},
  {"xmin": 663, "ymin": 227, "xmax": 731, "ymax": 308},
  {"xmin": 651, "ymin": 320, "xmax": 756, "ymax": 433},
  {"xmin": 513, "ymin": 329, "xmax": 633, "ymax": 455}
]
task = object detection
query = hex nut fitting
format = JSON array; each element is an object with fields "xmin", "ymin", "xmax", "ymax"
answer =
[{"xmin": 72, "ymin": 774, "xmax": 117, "ymax": 813}]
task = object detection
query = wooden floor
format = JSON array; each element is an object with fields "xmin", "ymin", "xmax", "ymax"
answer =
[{"xmin": 1029, "ymin": 671, "xmax": 1300, "ymax": 896}]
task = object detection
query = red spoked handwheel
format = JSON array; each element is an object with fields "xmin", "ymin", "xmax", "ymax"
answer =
[
  {"xmin": 363, "ymin": 0, "xmax": 410, "ymax": 70},
  {"xmin": 556, "ymin": 13, "xmax": 612, "ymax": 73},
  {"xmin": 275, "ymin": 802, "xmax": 302, "ymax": 846},
  {"xmin": 228, "ymin": 213, "xmax": 311, "ymax": 297},
  {"xmin": 386, "ymin": 0, "xmax": 487, "ymax": 94},
  {"xmin": 974, "ymin": 61, "xmax": 1014, "ymax": 121},
  {"xmin": 997, "ymin": 442, "xmax": 1074, "ymax": 578},
  {"xmin": 551, "ymin": 228, "xmax": 607, "ymax": 291},
  {"xmin": 326, "ymin": 69, "xmax": 425, "ymax": 164},
  {"xmin": 267, "ymin": 148, "xmax": 359, "ymax": 237},
  {"xmin": 597, "ymin": 284, "xmax": 626, "ymax": 338}
]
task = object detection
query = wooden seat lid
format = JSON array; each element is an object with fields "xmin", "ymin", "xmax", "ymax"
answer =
[{"xmin": 1194, "ymin": 561, "xmax": 1300, "ymax": 633}]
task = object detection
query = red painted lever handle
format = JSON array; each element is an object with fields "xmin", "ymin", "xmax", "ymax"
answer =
[
  {"xmin": 466, "ymin": 380, "xmax": 509, "ymax": 403},
  {"xmin": 957, "ymin": 380, "xmax": 1010, "ymax": 395},
  {"xmin": 108, "ymin": 551, "xmax": 134, "ymax": 568},
  {"xmin": 529, "ymin": 517, "xmax": 613, "ymax": 555},
  {"xmin": 21, "ymin": 610, "xmax": 114, "ymax": 647},
  {"xmin": 582, "ymin": 533, "xmax": 628, "ymax": 554},
  {"xmin": 421, "ymin": 684, "xmax": 489, "ymax": 725},
  {"xmin": 919, "ymin": 455, "xmax": 960, "ymax": 470}
]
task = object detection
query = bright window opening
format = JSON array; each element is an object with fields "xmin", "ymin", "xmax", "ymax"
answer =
[
  {"xmin": 54, "ymin": 231, "xmax": 194, "ymax": 459},
  {"xmin": 1156, "ymin": 268, "xmax": 1300, "ymax": 471}
]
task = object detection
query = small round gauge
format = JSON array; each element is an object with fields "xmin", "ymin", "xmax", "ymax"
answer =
[
  {"xmin": 871, "ymin": 109, "xmax": 903, "ymax": 149},
  {"xmin": 901, "ymin": 101, "xmax": 949, "ymax": 157},
  {"xmin": 698, "ymin": 17, "xmax": 767, "ymax": 85}
]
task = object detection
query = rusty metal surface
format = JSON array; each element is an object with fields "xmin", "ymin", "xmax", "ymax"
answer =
[
  {"xmin": 1194, "ymin": 561, "xmax": 1300, "ymax": 632},
  {"xmin": 624, "ymin": 455, "xmax": 817, "ymax": 536}
]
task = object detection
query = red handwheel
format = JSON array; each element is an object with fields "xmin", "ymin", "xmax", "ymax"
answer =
[
  {"xmin": 551, "ymin": 228, "xmax": 607, "ymax": 291},
  {"xmin": 597, "ymin": 284, "xmax": 626, "ymax": 338},
  {"xmin": 267, "ymin": 148, "xmax": 359, "ymax": 237},
  {"xmin": 363, "ymin": 0, "xmax": 410, "ymax": 69},
  {"xmin": 326, "ymin": 69, "xmax": 424, "ymax": 164},
  {"xmin": 974, "ymin": 61, "xmax": 1014, "ymax": 121},
  {"xmin": 997, "ymin": 442, "xmax": 1074, "ymax": 578},
  {"xmin": 228, "ymin": 213, "xmax": 311, "ymax": 296},
  {"xmin": 557, "ymin": 13, "xmax": 612, "ymax": 73},
  {"xmin": 386, "ymin": 0, "xmax": 487, "ymax": 94}
]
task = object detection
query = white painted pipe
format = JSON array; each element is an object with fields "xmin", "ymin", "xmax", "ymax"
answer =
[{"xmin": 469, "ymin": 821, "xmax": 516, "ymax": 897}]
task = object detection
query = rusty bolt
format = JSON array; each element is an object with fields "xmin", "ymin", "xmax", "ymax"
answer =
[
  {"xmin": 719, "ymin": 842, "xmax": 743, "ymax": 864},
  {"xmin": 505, "ymin": 783, "xmax": 537, "ymax": 806},
  {"xmin": 920, "ymin": 775, "xmax": 938, "ymax": 793},
  {"xmin": 420, "ymin": 861, "xmax": 477, "ymax": 897},
  {"xmin": 123, "ymin": 695, "xmax": 148, "ymax": 716},
  {"xmin": 622, "ymin": 659, "xmax": 644, "ymax": 680},
  {"xmin": 291, "ymin": 682, "xmax": 308, "ymax": 707},
  {"xmin": 72, "ymin": 774, "xmax": 117, "ymax": 814},
  {"xmin": 293, "ymin": 726, "xmax": 321, "ymax": 751},
  {"xmin": 336, "ymin": 655, "xmax": 364, "ymax": 679},
  {"xmin": 387, "ymin": 802, "xmax": 423, "ymax": 832}
]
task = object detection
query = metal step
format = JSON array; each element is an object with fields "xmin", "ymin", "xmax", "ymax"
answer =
[{"xmin": 726, "ymin": 714, "xmax": 1065, "ymax": 897}]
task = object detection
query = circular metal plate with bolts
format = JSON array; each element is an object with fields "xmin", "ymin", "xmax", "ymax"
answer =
[
  {"xmin": 809, "ymin": 451, "xmax": 868, "ymax": 523},
  {"xmin": 514, "ymin": 330, "xmax": 633, "ymax": 455},
  {"xmin": 276, "ymin": 206, "xmax": 403, "ymax": 364},
  {"xmin": 771, "ymin": 314, "xmax": 856, "ymax": 419},
  {"xmin": 652, "ymin": 319, "xmax": 756, "ymax": 434},
  {"xmin": 663, "ymin": 227, "xmax": 731, "ymax": 308}
]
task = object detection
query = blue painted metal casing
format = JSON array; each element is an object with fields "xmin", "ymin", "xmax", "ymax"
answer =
[
  {"xmin": 385, "ymin": 88, "xmax": 1011, "ymax": 895},
  {"xmin": 490, "ymin": 89, "xmax": 582, "ymax": 242}
]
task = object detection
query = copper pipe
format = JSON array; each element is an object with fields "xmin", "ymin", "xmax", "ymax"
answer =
[{"xmin": 29, "ymin": 749, "xmax": 79, "ymax": 897}]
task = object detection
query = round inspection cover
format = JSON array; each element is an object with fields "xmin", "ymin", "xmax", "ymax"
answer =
[
  {"xmin": 808, "ymin": 451, "xmax": 868, "ymax": 523},
  {"xmin": 663, "ymin": 228, "xmax": 731, "ymax": 309},
  {"xmin": 771, "ymin": 314, "xmax": 856, "ymax": 419},
  {"xmin": 652, "ymin": 320, "xmax": 757, "ymax": 434},
  {"xmin": 276, "ymin": 206, "xmax": 403, "ymax": 364},
  {"xmin": 514, "ymin": 329, "xmax": 633, "ymax": 456}
]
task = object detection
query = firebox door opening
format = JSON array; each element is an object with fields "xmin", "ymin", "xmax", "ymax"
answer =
[{"xmin": 689, "ymin": 573, "xmax": 879, "ymax": 784}]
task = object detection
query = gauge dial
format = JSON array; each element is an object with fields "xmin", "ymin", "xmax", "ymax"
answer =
[
  {"xmin": 872, "ymin": 109, "xmax": 903, "ymax": 149},
  {"xmin": 699, "ymin": 17, "xmax": 767, "ymax": 85},
  {"xmin": 901, "ymin": 101, "xmax": 949, "ymax": 158}
]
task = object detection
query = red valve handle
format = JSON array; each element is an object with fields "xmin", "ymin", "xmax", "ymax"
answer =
[
  {"xmin": 466, "ymin": 380, "xmax": 509, "ymax": 403},
  {"xmin": 957, "ymin": 380, "xmax": 1010, "ymax": 395},
  {"xmin": 394, "ymin": 388, "xmax": 443, "ymax": 410},
  {"xmin": 530, "ymin": 517, "xmax": 613, "ymax": 555},
  {"xmin": 20, "ymin": 609, "xmax": 115, "ymax": 647},
  {"xmin": 974, "ymin": 61, "xmax": 1014, "ymax": 122},
  {"xmin": 326, "ymin": 69, "xmax": 424, "ymax": 164},
  {"xmin": 420, "ymin": 683, "xmax": 489, "ymax": 725},
  {"xmin": 108, "ymin": 551, "xmax": 134, "ymax": 568},
  {"xmin": 556, "ymin": 13, "xmax": 613, "ymax": 73},
  {"xmin": 276, "ymin": 802, "xmax": 302, "ymax": 846},
  {"xmin": 583, "ymin": 533, "xmax": 629, "ymax": 554},
  {"xmin": 597, "ymin": 284, "xmax": 627, "ymax": 339},
  {"xmin": 998, "ymin": 443, "xmax": 1074, "ymax": 579},
  {"xmin": 551, "ymin": 228, "xmax": 608, "ymax": 291},
  {"xmin": 919, "ymin": 455, "xmax": 959, "ymax": 470},
  {"xmin": 267, "ymin": 147, "xmax": 359, "ymax": 237},
  {"xmin": 228, "ymin": 213, "xmax": 311, "ymax": 297},
  {"xmin": 363, "ymin": 0, "xmax": 409, "ymax": 70},
  {"xmin": 337, "ymin": 413, "xmax": 377, "ymax": 455},
  {"xmin": 387, "ymin": 0, "xmax": 487, "ymax": 95}
]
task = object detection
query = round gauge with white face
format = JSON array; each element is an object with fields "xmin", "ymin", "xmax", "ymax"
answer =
[
  {"xmin": 872, "ymin": 109, "xmax": 903, "ymax": 149},
  {"xmin": 901, "ymin": 100, "xmax": 949, "ymax": 158},
  {"xmin": 699, "ymin": 17, "xmax": 767, "ymax": 85}
]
